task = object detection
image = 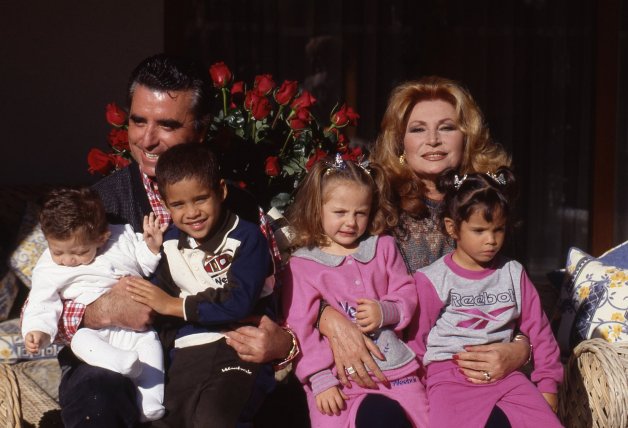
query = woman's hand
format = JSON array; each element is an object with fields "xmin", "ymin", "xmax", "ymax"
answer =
[
  {"xmin": 454, "ymin": 338, "xmax": 530, "ymax": 383},
  {"xmin": 224, "ymin": 315, "xmax": 292, "ymax": 363},
  {"xmin": 319, "ymin": 306, "xmax": 388, "ymax": 388}
]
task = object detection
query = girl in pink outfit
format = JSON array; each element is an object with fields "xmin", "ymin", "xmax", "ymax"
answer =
[
  {"xmin": 410, "ymin": 167, "xmax": 563, "ymax": 428},
  {"xmin": 282, "ymin": 155, "xmax": 427, "ymax": 428}
]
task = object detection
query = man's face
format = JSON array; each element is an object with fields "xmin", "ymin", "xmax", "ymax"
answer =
[{"xmin": 128, "ymin": 85, "xmax": 204, "ymax": 177}]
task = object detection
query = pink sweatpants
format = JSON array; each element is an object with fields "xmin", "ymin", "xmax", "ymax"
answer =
[
  {"xmin": 427, "ymin": 363, "xmax": 563, "ymax": 428},
  {"xmin": 306, "ymin": 373, "xmax": 428, "ymax": 428}
]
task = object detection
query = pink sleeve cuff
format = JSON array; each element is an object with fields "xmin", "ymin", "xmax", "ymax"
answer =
[
  {"xmin": 380, "ymin": 300, "xmax": 400, "ymax": 327},
  {"xmin": 310, "ymin": 369, "xmax": 340, "ymax": 396},
  {"xmin": 536, "ymin": 379, "xmax": 558, "ymax": 394}
]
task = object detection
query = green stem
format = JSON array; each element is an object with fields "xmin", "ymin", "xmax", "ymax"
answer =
[
  {"xmin": 279, "ymin": 130, "xmax": 294, "ymax": 157},
  {"xmin": 222, "ymin": 88, "xmax": 228, "ymax": 117},
  {"xmin": 271, "ymin": 105, "xmax": 284, "ymax": 129}
]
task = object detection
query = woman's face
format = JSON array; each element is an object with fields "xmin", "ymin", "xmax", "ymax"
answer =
[{"xmin": 402, "ymin": 99, "xmax": 465, "ymax": 184}]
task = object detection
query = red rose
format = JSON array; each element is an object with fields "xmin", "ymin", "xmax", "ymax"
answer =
[
  {"xmin": 336, "ymin": 133, "xmax": 348, "ymax": 151},
  {"xmin": 289, "ymin": 108, "xmax": 311, "ymax": 131},
  {"xmin": 244, "ymin": 91, "xmax": 272, "ymax": 120},
  {"xmin": 107, "ymin": 128, "xmax": 129, "ymax": 151},
  {"xmin": 342, "ymin": 146, "xmax": 363, "ymax": 162},
  {"xmin": 290, "ymin": 90, "xmax": 316, "ymax": 110},
  {"xmin": 87, "ymin": 148, "xmax": 115, "ymax": 175},
  {"xmin": 105, "ymin": 103, "xmax": 127, "ymax": 127},
  {"xmin": 231, "ymin": 81, "xmax": 244, "ymax": 95},
  {"xmin": 265, "ymin": 156, "xmax": 281, "ymax": 177},
  {"xmin": 305, "ymin": 149, "xmax": 327, "ymax": 171},
  {"xmin": 111, "ymin": 154, "xmax": 131, "ymax": 169},
  {"xmin": 209, "ymin": 62, "xmax": 232, "ymax": 88},
  {"xmin": 331, "ymin": 104, "xmax": 360, "ymax": 127},
  {"xmin": 274, "ymin": 80, "xmax": 298, "ymax": 105},
  {"xmin": 254, "ymin": 74, "xmax": 275, "ymax": 95}
]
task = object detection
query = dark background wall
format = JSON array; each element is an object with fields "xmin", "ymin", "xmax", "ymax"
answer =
[
  {"xmin": 0, "ymin": 1, "xmax": 164, "ymax": 186},
  {"xmin": 1, "ymin": 0, "xmax": 627, "ymax": 280}
]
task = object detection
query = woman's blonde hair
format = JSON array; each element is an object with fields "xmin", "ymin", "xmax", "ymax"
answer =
[
  {"xmin": 286, "ymin": 157, "xmax": 396, "ymax": 250},
  {"xmin": 371, "ymin": 76, "xmax": 511, "ymax": 217}
]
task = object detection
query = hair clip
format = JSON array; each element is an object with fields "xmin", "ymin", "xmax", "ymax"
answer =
[
  {"xmin": 454, "ymin": 174, "xmax": 467, "ymax": 190},
  {"xmin": 486, "ymin": 172, "xmax": 507, "ymax": 185},
  {"xmin": 325, "ymin": 153, "xmax": 347, "ymax": 175},
  {"xmin": 357, "ymin": 158, "xmax": 371, "ymax": 175}
]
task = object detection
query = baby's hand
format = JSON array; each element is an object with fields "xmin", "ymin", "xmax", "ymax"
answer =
[
  {"xmin": 143, "ymin": 213, "xmax": 168, "ymax": 254},
  {"xmin": 24, "ymin": 331, "xmax": 50, "ymax": 354},
  {"xmin": 356, "ymin": 298, "xmax": 382, "ymax": 333},
  {"xmin": 542, "ymin": 392, "xmax": 558, "ymax": 413},
  {"xmin": 315, "ymin": 386, "xmax": 347, "ymax": 416}
]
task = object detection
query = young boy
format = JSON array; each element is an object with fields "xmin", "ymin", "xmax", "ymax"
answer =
[
  {"xmin": 125, "ymin": 143, "xmax": 275, "ymax": 427},
  {"xmin": 21, "ymin": 187, "xmax": 167, "ymax": 421}
]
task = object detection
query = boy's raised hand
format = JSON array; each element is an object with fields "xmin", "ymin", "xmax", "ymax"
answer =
[
  {"xmin": 355, "ymin": 298, "xmax": 382, "ymax": 333},
  {"xmin": 316, "ymin": 386, "xmax": 347, "ymax": 416},
  {"xmin": 143, "ymin": 213, "xmax": 168, "ymax": 254},
  {"xmin": 25, "ymin": 331, "xmax": 50, "ymax": 354}
]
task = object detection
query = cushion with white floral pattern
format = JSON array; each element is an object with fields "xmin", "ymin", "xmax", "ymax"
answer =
[{"xmin": 556, "ymin": 247, "xmax": 628, "ymax": 352}]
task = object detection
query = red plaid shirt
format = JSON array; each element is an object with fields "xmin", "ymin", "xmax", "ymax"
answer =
[
  {"xmin": 142, "ymin": 173, "xmax": 171, "ymax": 227},
  {"xmin": 58, "ymin": 300, "xmax": 85, "ymax": 343}
]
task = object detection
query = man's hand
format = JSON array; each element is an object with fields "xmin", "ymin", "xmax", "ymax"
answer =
[
  {"xmin": 83, "ymin": 277, "xmax": 154, "ymax": 331},
  {"xmin": 319, "ymin": 306, "xmax": 388, "ymax": 389},
  {"xmin": 542, "ymin": 392, "xmax": 558, "ymax": 413},
  {"xmin": 454, "ymin": 339, "xmax": 530, "ymax": 383},
  {"xmin": 355, "ymin": 298, "xmax": 382, "ymax": 333},
  {"xmin": 224, "ymin": 315, "xmax": 292, "ymax": 363},
  {"xmin": 25, "ymin": 331, "xmax": 50, "ymax": 354},
  {"xmin": 316, "ymin": 386, "xmax": 347, "ymax": 416},
  {"xmin": 143, "ymin": 213, "xmax": 168, "ymax": 255}
]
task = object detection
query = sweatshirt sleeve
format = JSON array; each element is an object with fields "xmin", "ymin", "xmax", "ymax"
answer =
[
  {"xmin": 281, "ymin": 260, "xmax": 336, "ymax": 387},
  {"xmin": 184, "ymin": 227, "xmax": 271, "ymax": 325},
  {"xmin": 21, "ymin": 252, "xmax": 63, "ymax": 340},
  {"xmin": 376, "ymin": 236, "xmax": 418, "ymax": 330},
  {"xmin": 517, "ymin": 269, "xmax": 563, "ymax": 393}
]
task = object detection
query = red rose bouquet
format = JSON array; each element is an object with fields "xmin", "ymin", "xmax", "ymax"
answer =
[
  {"xmin": 206, "ymin": 61, "xmax": 361, "ymax": 209},
  {"xmin": 88, "ymin": 63, "xmax": 361, "ymax": 210}
]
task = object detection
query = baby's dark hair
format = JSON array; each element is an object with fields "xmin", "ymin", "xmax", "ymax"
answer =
[
  {"xmin": 39, "ymin": 187, "xmax": 109, "ymax": 242},
  {"xmin": 286, "ymin": 156, "xmax": 396, "ymax": 249},
  {"xmin": 155, "ymin": 143, "xmax": 222, "ymax": 201},
  {"xmin": 437, "ymin": 166, "xmax": 517, "ymax": 234}
]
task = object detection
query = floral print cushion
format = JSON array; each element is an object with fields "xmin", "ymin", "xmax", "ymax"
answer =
[
  {"xmin": 557, "ymin": 247, "xmax": 628, "ymax": 352},
  {"xmin": 8, "ymin": 203, "xmax": 48, "ymax": 287},
  {"xmin": 0, "ymin": 271, "xmax": 19, "ymax": 322}
]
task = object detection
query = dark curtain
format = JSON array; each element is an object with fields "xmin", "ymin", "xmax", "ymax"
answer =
[{"xmin": 165, "ymin": 0, "xmax": 597, "ymax": 279}]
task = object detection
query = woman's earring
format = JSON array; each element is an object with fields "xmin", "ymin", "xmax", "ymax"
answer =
[{"xmin": 399, "ymin": 153, "xmax": 406, "ymax": 165}]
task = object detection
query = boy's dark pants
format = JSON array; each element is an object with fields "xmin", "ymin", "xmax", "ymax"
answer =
[{"xmin": 152, "ymin": 338, "xmax": 259, "ymax": 428}]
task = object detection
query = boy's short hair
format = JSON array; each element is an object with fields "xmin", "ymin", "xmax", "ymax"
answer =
[
  {"xmin": 155, "ymin": 143, "xmax": 222, "ymax": 201},
  {"xmin": 40, "ymin": 187, "xmax": 109, "ymax": 242}
]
